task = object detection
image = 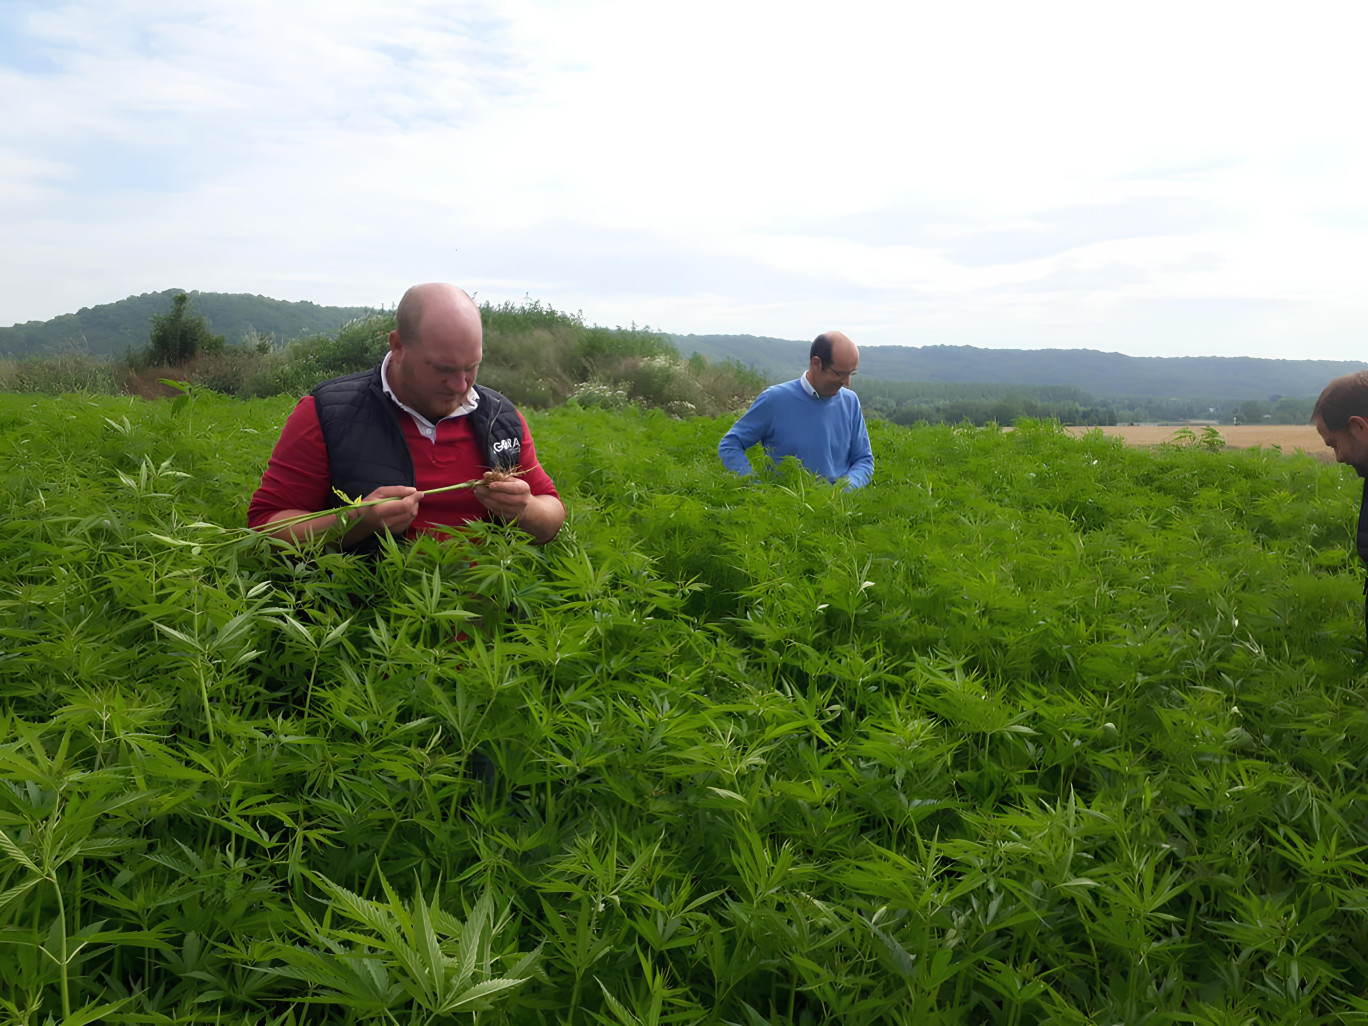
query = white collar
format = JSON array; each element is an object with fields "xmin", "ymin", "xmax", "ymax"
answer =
[{"xmin": 380, "ymin": 352, "xmax": 478, "ymax": 438}]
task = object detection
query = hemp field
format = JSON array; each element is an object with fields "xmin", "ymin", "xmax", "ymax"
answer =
[{"xmin": 2, "ymin": 394, "xmax": 1368, "ymax": 1024}]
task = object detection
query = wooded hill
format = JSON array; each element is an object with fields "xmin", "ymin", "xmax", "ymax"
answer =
[
  {"xmin": 0, "ymin": 290, "xmax": 375, "ymax": 358},
  {"xmin": 4, "ymin": 290, "xmax": 1360, "ymax": 402},
  {"xmin": 674, "ymin": 333, "xmax": 1365, "ymax": 400}
]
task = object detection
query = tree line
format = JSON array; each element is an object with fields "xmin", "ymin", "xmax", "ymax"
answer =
[
  {"xmin": 678, "ymin": 333, "xmax": 1357, "ymax": 407},
  {"xmin": 0, "ymin": 292, "xmax": 769, "ymax": 419},
  {"xmin": 853, "ymin": 378, "xmax": 1317, "ymax": 427},
  {"xmin": 0, "ymin": 288, "xmax": 374, "ymax": 358},
  {"xmin": 0, "ymin": 291, "xmax": 1324, "ymax": 426}
]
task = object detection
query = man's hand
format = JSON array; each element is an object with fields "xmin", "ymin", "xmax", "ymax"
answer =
[
  {"xmin": 474, "ymin": 477, "xmax": 533, "ymax": 519},
  {"xmin": 475, "ymin": 477, "xmax": 566, "ymax": 544},
  {"xmin": 262, "ymin": 484, "xmax": 422, "ymax": 546},
  {"xmin": 349, "ymin": 485, "xmax": 422, "ymax": 541}
]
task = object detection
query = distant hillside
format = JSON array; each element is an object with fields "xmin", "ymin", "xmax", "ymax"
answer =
[
  {"xmin": 675, "ymin": 333, "xmax": 1364, "ymax": 400},
  {"xmin": 1, "ymin": 290, "xmax": 376, "ymax": 358},
  {"xmin": 7, "ymin": 293, "xmax": 1359, "ymax": 403}
]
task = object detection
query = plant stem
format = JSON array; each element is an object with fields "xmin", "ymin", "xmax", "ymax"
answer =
[
  {"xmin": 52, "ymin": 875, "xmax": 70, "ymax": 1020},
  {"xmin": 263, "ymin": 470, "xmax": 530, "ymax": 534}
]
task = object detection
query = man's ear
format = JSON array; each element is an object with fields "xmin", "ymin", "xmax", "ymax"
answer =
[{"xmin": 388, "ymin": 329, "xmax": 403, "ymax": 355}]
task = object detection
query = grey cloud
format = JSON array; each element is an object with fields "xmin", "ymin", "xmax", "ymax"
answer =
[
  {"xmin": 1306, "ymin": 206, "xmax": 1368, "ymax": 231},
  {"xmin": 776, "ymin": 195, "xmax": 1243, "ymax": 268},
  {"xmin": 780, "ymin": 200, "xmax": 971, "ymax": 249},
  {"xmin": 1014, "ymin": 252, "xmax": 1224, "ymax": 294},
  {"xmin": 941, "ymin": 196, "xmax": 1245, "ymax": 267},
  {"xmin": 1115, "ymin": 156, "xmax": 1244, "ymax": 183},
  {"xmin": 1019, "ymin": 261, "xmax": 1153, "ymax": 293},
  {"xmin": 463, "ymin": 221, "xmax": 834, "ymax": 300}
]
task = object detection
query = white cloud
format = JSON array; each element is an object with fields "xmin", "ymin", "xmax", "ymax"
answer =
[{"xmin": 2, "ymin": 0, "xmax": 1367, "ymax": 359}]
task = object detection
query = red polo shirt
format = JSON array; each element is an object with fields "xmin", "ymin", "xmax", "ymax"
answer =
[{"xmin": 248, "ymin": 395, "xmax": 559, "ymax": 537}]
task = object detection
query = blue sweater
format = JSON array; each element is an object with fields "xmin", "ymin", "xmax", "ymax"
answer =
[{"xmin": 718, "ymin": 377, "xmax": 874, "ymax": 488}]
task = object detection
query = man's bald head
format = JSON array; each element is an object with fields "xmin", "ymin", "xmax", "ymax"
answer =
[
  {"xmin": 811, "ymin": 331, "xmax": 856, "ymax": 368},
  {"xmin": 387, "ymin": 284, "xmax": 484, "ymax": 421},
  {"xmin": 807, "ymin": 331, "xmax": 859, "ymax": 398},
  {"xmin": 395, "ymin": 283, "xmax": 481, "ymax": 347}
]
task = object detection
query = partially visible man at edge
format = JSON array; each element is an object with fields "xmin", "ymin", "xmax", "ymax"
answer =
[
  {"xmin": 1312, "ymin": 370, "xmax": 1368, "ymax": 647},
  {"xmin": 248, "ymin": 282, "xmax": 565, "ymax": 548},
  {"xmin": 717, "ymin": 330, "xmax": 874, "ymax": 489}
]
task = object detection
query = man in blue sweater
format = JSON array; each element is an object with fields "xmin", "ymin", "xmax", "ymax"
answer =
[{"xmin": 718, "ymin": 330, "xmax": 874, "ymax": 489}]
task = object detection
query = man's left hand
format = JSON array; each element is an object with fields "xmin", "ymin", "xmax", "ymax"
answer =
[
  {"xmin": 473, "ymin": 476, "xmax": 566, "ymax": 544},
  {"xmin": 474, "ymin": 477, "xmax": 533, "ymax": 519}
]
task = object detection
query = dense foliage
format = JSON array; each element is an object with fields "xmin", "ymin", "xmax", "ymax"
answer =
[
  {"xmin": 0, "ymin": 300, "xmax": 766, "ymax": 419},
  {"xmin": 0, "ymin": 290, "xmax": 375, "ymax": 360},
  {"xmin": 1, "ymin": 390, "xmax": 1365, "ymax": 1023},
  {"xmin": 141, "ymin": 293, "xmax": 227, "ymax": 367}
]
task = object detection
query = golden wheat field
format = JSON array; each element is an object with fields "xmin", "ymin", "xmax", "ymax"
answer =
[{"xmin": 1064, "ymin": 423, "xmax": 1330, "ymax": 461}]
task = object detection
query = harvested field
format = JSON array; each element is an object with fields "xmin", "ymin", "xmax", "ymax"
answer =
[{"xmin": 1064, "ymin": 423, "xmax": 1331, "ymax": 461}]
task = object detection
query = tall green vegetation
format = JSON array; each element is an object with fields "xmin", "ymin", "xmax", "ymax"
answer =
[
  {"xmin": 142, "ymin": 291, "xmax": 227, "ymax": 366},
  {"xmin": 0, "ymin": 298, "xmax": 767, "ymax": 418},
  {"xmin": 1, "ymin": 391, "xmax": 1364, "ymax": 1023}
]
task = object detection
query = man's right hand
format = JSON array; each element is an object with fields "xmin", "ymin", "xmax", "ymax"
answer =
[
  {"xmin": 345, "ymin": 485, "xmax": 422, "ymax": 543},
  {"xmin": 262, "ymin": 484, "xmax": 423, "ymax": 545}
]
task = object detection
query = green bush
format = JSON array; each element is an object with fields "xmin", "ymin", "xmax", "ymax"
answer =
[
  {"xmin": 143, "ymin": 292, "xmax": 226, "ymax": 366},
  {"xmin": 479, "ymin": 317, "xmax": 580, "ymax": 409},
  {"xmin": 286, "ymin": 314, "xmax": 394, "ymax": 377},
  {"xmin": 565, "ymin": 380, "xmax": 632, "ymax": 410},
  {"xmin": 2, "ymin": 299, "xmax": 766, "ymax": 420},
  {"xmin": 572, "ymin": 323, "xmax": 677, "ymax": 380},
  {"xmin": 0, "ymin": 350, "xmax": 123, "ymax": 393},
  {"xmin": 188, "ymin": 347, "xmax": 273, "ymax": 396}
]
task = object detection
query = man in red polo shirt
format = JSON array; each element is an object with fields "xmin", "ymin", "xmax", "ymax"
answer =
[{"xmin": 249, "ymin": 283, "xmax": 565, "ymax": 548}]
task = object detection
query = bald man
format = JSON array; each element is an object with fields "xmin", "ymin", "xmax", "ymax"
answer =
[
  {"xmin": 717, "ymin": 331, "xmax": 874, "ymax": 489},
  {"xmin": 250, "ymin": 283, "xmax": 565, "ymax": 548}
]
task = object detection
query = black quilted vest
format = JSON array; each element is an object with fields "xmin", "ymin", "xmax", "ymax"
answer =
[
  {"xmin": 1359, "ymin": 479, "xmax": 1368, "ymax": 567},
  {"xmin": 311, "ymin": 366, "xmax": 525, "ymax": 546}
]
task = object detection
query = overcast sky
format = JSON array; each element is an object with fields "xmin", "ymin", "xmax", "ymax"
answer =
[{"xmin": 3, "ymin": 1, "xmax": 1365, "ymax": 359}]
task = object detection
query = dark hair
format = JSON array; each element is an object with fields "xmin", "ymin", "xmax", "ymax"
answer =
[
  {"xmin": 1313, "ymin": 370, "xmax": 1368, "ymax": 430},
  {"xmin": 809, "ymin": 333, "xmax": 834, "ymax": 369}
]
